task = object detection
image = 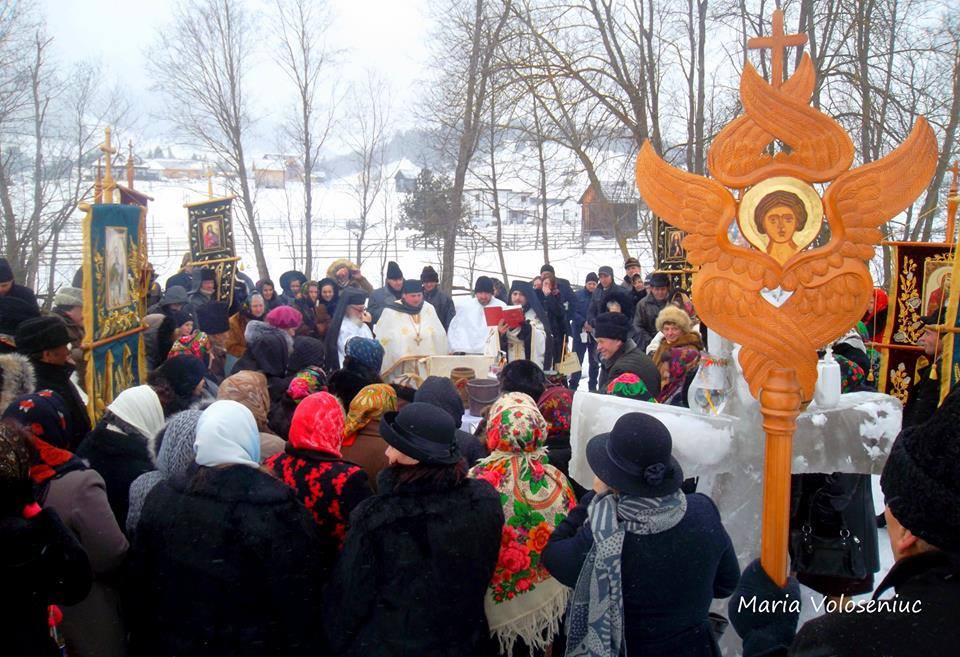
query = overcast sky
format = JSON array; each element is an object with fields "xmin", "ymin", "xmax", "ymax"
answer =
[{"xmin": 39, "ymin": 0, "xmax": 431, "ymax": 152}]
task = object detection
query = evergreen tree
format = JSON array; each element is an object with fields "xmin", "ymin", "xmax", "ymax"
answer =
[{"xmin": 399, "ymin": 169, "xmax": 465, "ymax": 244}]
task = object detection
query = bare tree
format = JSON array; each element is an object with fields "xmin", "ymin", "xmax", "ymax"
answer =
[
  {"xmin": 274, "ymin": 0, "xmax": 338, "ymax": 279},
  {"xmin": 423, "ymin": 0, "xmax": 513, "ymax": 293},
  {"xmin": 149, "ymin": 0, "xmax": 269, "ymax": 279},
  {"xmin": 346, "ymin": 73, "xmax": 391, "ymax": 268}
]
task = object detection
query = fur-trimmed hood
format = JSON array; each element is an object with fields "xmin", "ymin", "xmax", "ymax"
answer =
[{"xmin": 0, "ymin": 352, "xmax": 36, "ymax": 410}]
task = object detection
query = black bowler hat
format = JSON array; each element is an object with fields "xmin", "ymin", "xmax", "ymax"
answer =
[
  {"xmin": 401, "ymin": 279, "xmax": 423, "ymax": 294},
  {"xmin": 380, "ymin": 402, "xmax": 462, "ymax": 465},
  {"xmin": 586, "ymin": 412, "xmax": 683, "ymax": 497}
]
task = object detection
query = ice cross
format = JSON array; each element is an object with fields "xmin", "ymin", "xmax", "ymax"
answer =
[{"xmin": 747, "ymin": 9, "xmax": 808, "ymax": 89}]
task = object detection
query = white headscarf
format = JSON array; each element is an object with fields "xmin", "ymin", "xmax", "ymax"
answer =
[
  {"xmin": 107, "ymin": 385, "xmax": 166, "ymax": 440},
  {"xmin": 194, "ymin": 400, "xmax": 260, "ymax": 468}
]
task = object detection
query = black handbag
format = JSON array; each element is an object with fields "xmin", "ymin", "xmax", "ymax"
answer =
[{"xmin": 789, "ymin": 488, "xmax": 867, "ymax": 580}]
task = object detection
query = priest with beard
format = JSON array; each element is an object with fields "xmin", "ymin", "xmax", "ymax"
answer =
[
  {"xmin": 448, "ymin": 276, "xmax": 505, "ymax": 355},
  {"xmin": 501, "ymin": 280, "xmax": 553, "ymax": 370},
  {"xmin": 324, "ymin": 287, "xmax": 374, "ymax": 370},
  {"xmin": 373, "ymin": 279, "xmax": 448, "ymax": 380}
]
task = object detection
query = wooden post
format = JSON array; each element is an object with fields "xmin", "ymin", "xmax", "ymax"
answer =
[
  {"xmin": 126, "ymin": 140, "xmax": 135, "ymax": 190},
  {"xmin": 759, "ymin": 368, "xmax": 803, "ymax": 586},
  {"xmin": 946, "ymin": 161, "xmax": 958, "ymax": 245},
  {"xmin": 100, "ymin": 126, "xmax": 117, "ymax": 204}
]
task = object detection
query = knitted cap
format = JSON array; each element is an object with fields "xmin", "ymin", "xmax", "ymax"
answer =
[
  {"xmin": 420, "ymin": 265, "xmax": 439, "ymax": 283},
  {"xmin": 265, "ymin": 305, "xmax": 302, "ymax": 330},
  {"xmin": 386, "ymin": 261, "xmax": 404, "ymax": 280},
  {"xmin": 53, "ymin": 287, "xmax": 83, "ymax": 308}
]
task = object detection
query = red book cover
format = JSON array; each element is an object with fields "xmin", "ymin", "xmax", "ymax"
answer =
[{"xmin": 484, "ymin": 305, "xmax": 525, "ymax": 328}]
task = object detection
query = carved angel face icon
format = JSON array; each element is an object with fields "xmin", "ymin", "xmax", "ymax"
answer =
[{"xmin": 737, "ymin": 177, "xmax": 823, "ymax": 266}]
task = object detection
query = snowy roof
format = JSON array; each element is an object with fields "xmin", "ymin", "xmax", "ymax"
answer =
[{"xmin": 142, "ymin": 158, "xmax": 207, "ymax": 171}]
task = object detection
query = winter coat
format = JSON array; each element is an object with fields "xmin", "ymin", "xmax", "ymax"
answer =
[
  {"xmin": 902, "ymin": 360, "xmax": 940, "ymax": 429},
  {"xmin": 225, "ymin": 311, "xmax": 254, "ymax": 358},
  {"xmin": 323, "ymin": 467, "xmax": 504, "ymax": 657},
  {"xmin": 571, "ymin": 288, "xmax": 593, "ymax": 342},
  {"xmin": 30, "ymin": 359, "xmax": 90, "ymax": 450},
  {"xmin": 339, "ymin": 424, "xmax": 390, "ymax": 490},
  {"xmin": 543, "ymin": 492, "xmax": 740, "ymax": 657},
  {"xmin": 633, "ymin": 293, "xmax": 670, "ymax": 351},
  {"xmin": 41, "ymin": 468, "xmax": 130, "ymax": 657},
  {"xmin": 767, "ymin": 551, "xmax": 960, "ymax": 657},
  {"xmin": 586, "ymin": 283, "xmax": 618, "ymax": 326},
  {"xmin": 187, "ymin": 289, "xmax": 213, "ymax": 310},
  {"xmin": 76, "ymin": 425, "xmax": 156, "ymax": 531},
  {"xmin": 265, "ymin": 446, "xmax": 372, "ymax": 575},
  {"xmin": 789, "ymin": 472, "xmax": 880, "ymax": 596},
  {"xmin": 424, "ymin": 286, "xmax": 457, "ymax": 330},
  {"xmin": 0, "ymin": 508, "xmax": 92, "ymax": 657},
  {"xmin": 597, "ymin": 338, "xmax": 661, "ymax": 397},
  {"xmin": 1, "ymin": 281, "xmax": 39, "ymax": 307},
  {"xmin": 367, "ymin": 285, "xmax": 402, "ymax": 324},
  {"xmin": 128, "ymin": 465, "xmax": 327, "ymax": 657}
]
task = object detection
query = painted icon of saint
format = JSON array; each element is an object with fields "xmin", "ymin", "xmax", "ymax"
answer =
[
  {"xmin": 753, "ymin": 190, "xmax": 808, "ymax": 265},
  {"xmin": 204, "ymin": 223, "xmax": 220, "ymax": 249}
]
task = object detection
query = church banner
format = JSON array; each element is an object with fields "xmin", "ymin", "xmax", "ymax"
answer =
[
  {"xmin": 186, "ymin": 196, "xmax": 238, "ymax": 306},
  {"xmin": 654, "ymin": 216, "xmax": 694, "ymax": 291},
  {"xmin": 81, "ymin": 203, "xmax": 148, "ymax": 423},
  {"xmin": 877, "ymin": 241, "xmax": 952, "ymax": 403}
]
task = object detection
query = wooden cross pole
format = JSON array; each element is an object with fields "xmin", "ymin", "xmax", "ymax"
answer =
[
  {"xmin": 99, "ymin": 126, "xmax": 118, "ymax": 204},
  {"xmin": 946, "ymin": 161, "xmax": 959, "ymax": 245},
  {"xmin": 747, "ymin": 9, "xmax": 808, "ymax": 88},
  {"xmin": 126, "ymin": 140, "xmax": 135, "ymax": 190},
  {"xmin": 207, "ymin": 165, "xmax": 214, "ymax": 199}
]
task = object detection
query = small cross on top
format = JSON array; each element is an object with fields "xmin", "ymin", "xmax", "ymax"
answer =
[{"xmin": 747, "ymin": 9, "xmax": 807, "ymax": 89}]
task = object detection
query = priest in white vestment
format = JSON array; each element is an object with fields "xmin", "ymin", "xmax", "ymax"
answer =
[
  {"xmin": 324, "ymin": 287, "xmax": 374, "ymax": 370},
  {"xmin": 448, "ymin": 276, "xmax": 505, "ymax": 356},
  {"xmin": 374, "ymin": 279, "xmax": 448, "ymax": 380}
]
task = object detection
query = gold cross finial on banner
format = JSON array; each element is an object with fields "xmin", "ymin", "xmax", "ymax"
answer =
[
  {"xmin": 747, "ymin": 9, "xmax": 808, "ymax": 88},
  {"xmin": 99, "ymin": 126, "xmax": 118, "ymax": 203},
  {"xmin": 207, "ymin": 165, "xmax": 214, "ymax": 198}
]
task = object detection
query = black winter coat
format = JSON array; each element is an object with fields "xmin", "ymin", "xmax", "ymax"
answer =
[
  {"xmin": 762, "ymin": 551, "xmax": 960, "ymax": 657},
  {"xmin": 424, "ymin": 286, "xmax": 457, "ymax": 330},
  {"xmin": 323, "ymin": 466, "xmax": 504, "ymax": 657},
  {"xmin": 0, "ymin": 509, "xmax": 92, "ymax": 657},
  {"xmin": 128, "ymin": 465, "xmax": 327, "ymax": 657},
  {"xmin": 544, "ymin": 492, "xmax": 740, "ymax": 657},
  {"xmin": 597, "ymin": 338, "xmax": 661, "ymax": 396},
  {"xmin": 76, "ymin": 424, "xmax": 155, "ymax": 531},
  {"xmin": 586, "ymin": 283, "xmax": 618, "ymax": 326},
  {"xmin": 31, "ymin": 359, "xmax": 90, "ymax": 450},
  {"xmin": 902, "ymin": 361, "xmax": 940, "ymax": 429},
  {"xmin": 633, "ymin": 293, "xmax": 670, "ymax": 351},
  {"xmin": 265, "ymin": 446, "xmax": 373, "ymax": 578}
]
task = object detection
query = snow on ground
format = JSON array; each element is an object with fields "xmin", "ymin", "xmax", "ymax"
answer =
[{"xmin": 47, "ymin": 172, "xmax": 651, "ymax": 293}]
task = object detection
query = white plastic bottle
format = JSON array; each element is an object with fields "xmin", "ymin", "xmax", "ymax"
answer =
[{"xmin": 814, "ymin": 346, "xmax": 841, "ymax": 409}]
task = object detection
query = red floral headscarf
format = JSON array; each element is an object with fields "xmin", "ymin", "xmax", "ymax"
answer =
[
  {"xmin": 289, "ymin": 392, "xmax": 345, "ymax": 457},
  {"xmin": 468, "ymin": 392, "xmax": 577, "ymax": 652},
  {"xmin": 537, "ymin": 387, "xmax": 573, "ymax": 442}
]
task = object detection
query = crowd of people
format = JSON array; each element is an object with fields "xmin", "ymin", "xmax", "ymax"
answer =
[{"xmin": 1, "ymin": 253, "xmax": 958, "ymax": 656}]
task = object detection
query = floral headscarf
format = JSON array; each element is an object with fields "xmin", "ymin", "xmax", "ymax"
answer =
[
  {"xmin": 537, "ymin": 386, "xmax": 573, "ymax": 443},
  {"xmin": 606, "ymin": 372, "xmax": 657, "ymax": 402},
  {"xmin": 168, "ymin": 331, "xmax": 211, "ymax": 362},
  {"xmin": 288, "ymin": 392, "xmax": 345, "ymax": 456},
  {"xmin": 287, "ymin": 366, "xmax": 327, "ymax": 402},
  {"xmin": 468, "ymin": 393, "xmax": 577, "ymax": 653},
  {"xmin": 2, "ymin": 391, "xmax": 85, "ymax": 485},
  {"xmin": 343, "ymin": 384, "xmax": 397, "ymax": 447},
  {"xmin": 218, "ymin": 371, "xmax": 271, "ymax": 431}
]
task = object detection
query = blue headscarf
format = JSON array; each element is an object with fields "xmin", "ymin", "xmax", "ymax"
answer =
[{"xmin": 194, "ymin": 400, "xmax": 260, "ymax": 468}]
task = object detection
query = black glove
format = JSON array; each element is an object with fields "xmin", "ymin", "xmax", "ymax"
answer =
[{"xmin": 728, "ymin": 558, "xmax": 801, "ymax": 657}]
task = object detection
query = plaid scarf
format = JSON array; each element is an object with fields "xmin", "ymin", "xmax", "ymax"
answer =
[{"xmin": 566, "ymin": 491, "xmax": 687, "ymax": 657}]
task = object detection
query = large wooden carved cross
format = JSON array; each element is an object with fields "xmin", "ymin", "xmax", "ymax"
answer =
[
  {"xmin": 747, "ymin": 10, "xmax": 808, "ymax": 89},
  {"xmin": 635, "ymin": 10, "xmax": 937, "ymax": 584}
]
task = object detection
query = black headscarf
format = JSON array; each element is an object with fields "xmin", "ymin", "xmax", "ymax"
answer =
[
  {"xmin": 323, "ymin": 287, "xmax": 369, "ymax": 373},
  {"xmin": 317, "ymin": 277, "xmax": 339, "ymax": 317},
  {"xmin": 508, "ymin": 280, "xmax": 554, "ymax": 369}
]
